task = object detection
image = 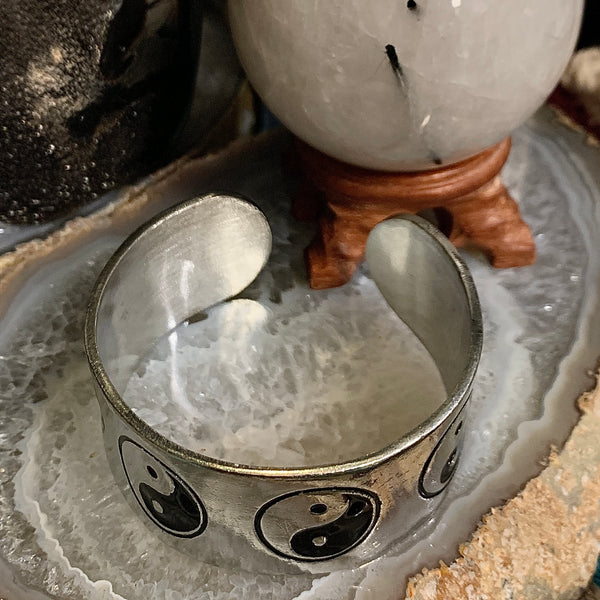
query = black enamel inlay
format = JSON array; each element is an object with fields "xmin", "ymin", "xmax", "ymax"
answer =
[
  {"xmin": 138, "ymin": 479, "xmax": 202, "ymax": 533},
  {"xmin": 440, "ymin": 448, "xmax": 458, "ymax": 484},
  {"xmin": 310, "ymin": 503, "xmax": 328, "ymax": 515},
  {"xmin": 255, "ymin": 488, "xmax": 380, "ymax": 562},
  {"xmin": 119, "ymin": 436, "xmax": 207, "ymax": 538},
  {"xmin": 418, "ymin": 409, "xmax": 466, "ymax": 498},
  {"xmin": 289, "ymin": 493, "xmax": 374, "ymax": 559}
]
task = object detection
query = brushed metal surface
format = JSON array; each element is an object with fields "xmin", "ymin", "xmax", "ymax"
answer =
[{"xmin": 84, "ymin": 194, "xmax": 482, "ymax": 574}]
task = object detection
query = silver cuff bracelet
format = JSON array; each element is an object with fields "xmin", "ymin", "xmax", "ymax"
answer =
[{"xmin": 84, "ymin": 193, "xmax": 482, "ymax": 575}]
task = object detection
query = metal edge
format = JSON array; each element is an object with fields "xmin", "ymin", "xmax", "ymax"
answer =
[{"xmin": 85, "ymin": 206, "xmax": 482, "ymax": 479}]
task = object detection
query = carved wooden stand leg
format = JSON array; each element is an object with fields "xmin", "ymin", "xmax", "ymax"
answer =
[
  {"xmin": 293, "ymin": 138, "xmax": 536, "ymax": 289},
  {"xmin": 447, "ymin": 176, "xmax": 537, "ymax": 268},
  {"xmin": 305, "ymin": 195, "xmax": 384, "ymax": 288}
]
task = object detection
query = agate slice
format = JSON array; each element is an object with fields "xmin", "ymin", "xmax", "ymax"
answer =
[{"xmin": 1, "ymin": 106, "xmax": 600, "ymax": 599}]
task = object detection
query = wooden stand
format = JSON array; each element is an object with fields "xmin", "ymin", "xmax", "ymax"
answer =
[{"xmin": 292, "ymin": 138, "xmax": 536, "ymax": 289}]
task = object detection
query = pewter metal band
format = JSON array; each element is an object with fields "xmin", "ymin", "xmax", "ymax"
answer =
[{"xmin": 84, "ymin": 193, "xmax": 482, "ymax": 575}]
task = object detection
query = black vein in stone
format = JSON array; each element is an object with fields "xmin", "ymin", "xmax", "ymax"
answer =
[
  {"xmin": 385, "ymin": 44, "xmax": 407, "ymax": 91},
  {"xmin": 385, "ymin": 43, "xmax": 443, "ymax": 167},
  {"xmin": 429, "ymin": 151, "xmax": 443, "ymax": 166}
]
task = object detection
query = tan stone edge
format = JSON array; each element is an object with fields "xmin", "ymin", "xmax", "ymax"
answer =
[{"xmin": 405, "ymin": 377, "xmax": 600, "ymax": 600}]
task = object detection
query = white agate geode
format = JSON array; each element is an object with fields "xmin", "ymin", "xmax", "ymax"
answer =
[{"xmin": 228, "ymin": 0, "xmax": 583, "ymax": 170}]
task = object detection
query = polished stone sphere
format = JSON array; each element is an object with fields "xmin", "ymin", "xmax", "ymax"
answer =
[{"xmin": 229, "ymin": 0, "xmax": 583, "ymax": 170}]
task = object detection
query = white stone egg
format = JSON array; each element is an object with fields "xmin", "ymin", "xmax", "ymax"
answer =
[{"xmin": 228, "ymin": 0, "xmax": 583, "ymax": 170}]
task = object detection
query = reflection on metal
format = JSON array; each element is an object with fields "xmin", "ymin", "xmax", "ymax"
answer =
[
  {"xmin": 419, "ymin": 404, "xmax": 467, "ymax": 498},
  {"xmin": 84, "ymin": 193, "xmax": 481, "ymax": 573}
]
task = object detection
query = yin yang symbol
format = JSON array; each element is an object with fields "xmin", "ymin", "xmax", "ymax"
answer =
[
  {"xmin": 119, "ymin": 437, "xmax": 207, "ymax": 538},
  {"xmin": 419, "ymin": 407, "xmax": 466, "ymax": 498},
  {"xmin": 255, "ymin": 488, "xmax": 380, "ymax": 561}
]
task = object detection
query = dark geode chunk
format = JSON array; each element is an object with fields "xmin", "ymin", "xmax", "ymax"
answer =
[{"xmin": 0, "ymin": 0, "xmax": 197, "ymax": 224}]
